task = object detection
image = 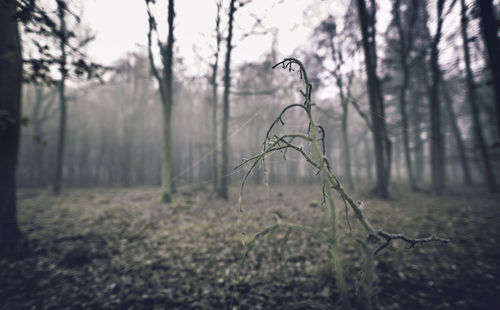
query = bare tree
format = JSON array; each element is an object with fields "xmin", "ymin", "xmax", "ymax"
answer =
[
  {"xmin": 393, "ymin": 0, "xmax": 419, "ymax": 190},
  {"xmin": 461, "ymin": 0, "xmax": 498, "ymax": 192},
  {"xmin": 0, "ymin": 0, "xmax": 22, "ymax": 247},
  {"xmin": 355, "ymin": 0, "xmax": 391, "ymax": 198},
  {"xmin": 218, "ymin": 0, "xmax": 236, "ymax": 199},
  {"xmin": 18, "ymin": 0, "xmax": 106, "ymax": 195},
  {"xmin": 476, "ymin": 0, "xmax": 500, "ymax": 138},
  {"xmin": 209, "ymin": 0, "xmax": 222, "ymax": 191},
  {"xmin": 53, "ymin": 0, "xmax": 68, "ymax": 195},
  {"xmin": 145, "ymin": 0, "xmax": 176, "ymax": 202},
  {"xmin": 428, "ymin": 0, "xmax": 446, "ymax": 193},
  {"xmin": 442, "ymin": 79, "xmax": 473, "ymax": 185},
  {"xmin": 314, "ymin": 15, "xmax": 355, "ymax": 190}
]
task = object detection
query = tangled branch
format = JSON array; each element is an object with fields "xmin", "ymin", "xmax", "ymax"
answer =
[{"xmin": 238, "ymin": 57, "xmax": 449, "ymax": 255}]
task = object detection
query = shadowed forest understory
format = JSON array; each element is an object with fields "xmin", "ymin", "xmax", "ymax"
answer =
[{"xmin": 1, "ymin": 185, "xmax": 499, "ymax": 309}]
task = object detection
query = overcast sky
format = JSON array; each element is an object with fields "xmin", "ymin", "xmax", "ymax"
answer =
[{"xmin": 82, "ymin": 0, "xmax": 353, "ymax": 70}]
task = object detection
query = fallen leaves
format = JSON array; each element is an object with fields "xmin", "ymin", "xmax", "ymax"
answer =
[{"xmin": 0, "ymin": 185, "xmax": 498, "ymax": 309}]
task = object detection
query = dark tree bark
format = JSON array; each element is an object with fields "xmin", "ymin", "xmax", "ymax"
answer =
[
  {"xmin": 476, "ymin": 0, "xmax": 500, "ymax": 138},
  {"xmin": 356, "ymin": 0, "xmax": 390, "ymax": 199},
  {"xmin": 461, "ymin": 0, "xmax": 498, "ymax": 192},
  {"xmin": 53, "ymin": 1, "xmax": 68, "ymax": 195},
  {"xmin": 393, "ymin": 0, "xmax": 418, "ymax": 190},
  {"xmin": 210, "ymin": 0, "xmax": 222, "ymax": 191},
  {"xmin": 428, "ymin": 0, "xmax": 446, "ymax": 193},
  {"xmin": 162, "ymin": 0, "xmax": 175, "ymax": 201},
  {"xmin": 218, "ymin": 0, "xmax": 236, "ymax": 199},
  {"xmin": 0, "ymin": 0, "xmax": 22, "ymax": 246}
]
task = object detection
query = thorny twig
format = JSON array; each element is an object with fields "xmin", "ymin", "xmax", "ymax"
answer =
[{"xmin": 238, "ymin": 58, "xmax": 449, "ymax": 255}]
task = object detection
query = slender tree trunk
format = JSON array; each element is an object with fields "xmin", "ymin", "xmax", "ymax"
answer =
[
  {"xmin": 210, "ymin": 1, "xmax": 222, "ymax": 191},
  {"xmin": 394, "ymin": 135, "xmax": 401, "ymax": 181},
  {"xmin": 53, "ymin": 2, "xmax": 67, "ymax": 196},
  {"xmin": 411, "ymin": 92, "xmax": 424, "ymax": 182},
  {"xmin": 32, "ymin": 87, "xmax": 46, "ymax": 186},
  {"xmin": 364, "ymin": 134, "xmax": 373, "ymax": 181},
  {"xmin": 477, "ymin": 0, "xmax": 500, "ymax": 138},
  {"xmin": 218, "ymin": 0, "xmax": 236, "ymax": 199},
  {"xmin": 145, "ymin": 0, "xmax": 175, "ymax": 199},
  {"xmin": 461, "ymin": 0, "xmax": 498, "ymax": 192},
  {"xmin": 211, "ymin": 83, "xmax": 218, "ymax": 187},
  {"xmin": 253, "ymin": 122, "xmax": 264, "ymax": 184},
  {"xmin": 0, "ymin": 0, "xmax": 22, "ymax": 247},
  {"xmin": 162, "ymin": 0, "xmax": 176, "ymax": 201},
  {"xmin": 336, "ymin": 73, "xmax": 353, "ymax": 190},
  {"xmin": 327, "ymin": 30, "xmax": 354, "ymax": 190},
  {"xmin": 429, "ymin": 0, "xmax": 446, "ymax": 193},
  {"xmin": 398, "ymin": 64, "xmax": 416, "ymax": 188},
  {"xmin": 160, "ymin": 86, "xmax": 173, "ymax": 201},
  {"xmin": 394, "ymin": 0, "xmax": 418, "ymax": 190},
  {"xmin": 146, "ymin": 0, "xmax": 175, "ymax": 202},
  {"xmin": 79, "ymin": 131, "xmax": 90, "ymax": 186},
  {"xmin": 442, "ymin": 80, "xmax": 473, "ymax": 185},
  {"xmin": 352, "ymin": 139, "xmax": 360, "ymax": 181},
  {"xmin": 121, "ymin": 119, "xmax": 131, "ymax": 187},
  {"xmin": 356, "ymin": 0, "xmax": 389, "ymax": 198},
  {"xmin": 187, "ymin": 136, "xmax": 194, "ymax": 184},
  {"xmin": 340, "ymin": 101, "xmax": 354, "ymax": 189}
]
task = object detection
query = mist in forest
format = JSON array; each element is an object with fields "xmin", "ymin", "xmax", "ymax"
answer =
[{"xmin": 15, "ymin": 0, "xmax": 499, "ymax": 192}]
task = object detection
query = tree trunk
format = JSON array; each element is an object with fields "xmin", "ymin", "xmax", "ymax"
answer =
[
  {"xmin": 32, "ymin": 87, "xmax": 46, "ymax": 187},
  {"xmin": 335, "ymin": 71, "xmax": 353, "ymax": 190},
  {"xmin": 146, "ymin": 0, "xmax": 176, "ymax": 202},
  {"xmin": 341, "ymin": 100, "xmax": 354, "ymax": 190},
  {"xmin": 121, "ymin": 117, "xmax": 132, "ymax": 187},
  {"xmin": 161, "ymin": 0, "xmax": 175, "ymax": 202},
  {"xmin": 399, "ymin": 71, "xmax": 416, "ymax": 189},
  {"xmin": 0, "ymin": 0, "xmax": 22, "ymax": 247},
  {"xmin": 428, "ymin": 0, "xmax": 446, "ymax": 193},
  {"xmin": 364, "ymin": 134, "xmax": 373, "ymax": 181},
  {"xmin": 394, "ymin": 0, "xmax": 418, "ymax": 190},
  {"xmin": 442, "ymin": 79, "xmax": 473, "ymax": 185},
  {"xmin": 218, "ymin": 0, "xmax": 236, "ymax": 199},
  {"xmin": 326, "ymin": 27, "xmax": 354, "ymax": 190},
  {"xmin": 411, "ymin": 91, "xmax": 424, "ymax": 182},
  {"xmin": 461, "ymin": 0, "xmax": 498, "ymax": 192},
  {"xmin": 395, "ymin": 134, "xmax": 401, "ymax": 181},
  {"xmin": 210, "ymin": 0, "xmax": 222, "ymax": 191},
  {"xmin": 356, "ymin": 0, "xmax": 389, "ymax": 199},
  {"xmin": 211, "ymin": 81, "xmax": 218, "ymax": 188},
  {"xmin": 477, "ymin": 0, "xmax": 500, "ymax": 139},
  {"xmin": 160, "ymin": 86, "xmax": 173, "ymax": 201},
  {"xmin": 53, "ymin": 2, "xmax": 67, "ymax": 195}
]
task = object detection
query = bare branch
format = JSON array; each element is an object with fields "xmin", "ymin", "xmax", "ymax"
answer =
[
  {"xmin": 376, "ymin": 231, "xmax": 450, "ymax": 255},
  {"xmin": 145, "ymin": 1, "xmax": 163, "ymax": 96}
]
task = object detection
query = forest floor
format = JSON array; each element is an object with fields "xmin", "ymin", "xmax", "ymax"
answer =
[{"xmin": 1, "ymin": 183, "xmax": 500, "ymax": 309}]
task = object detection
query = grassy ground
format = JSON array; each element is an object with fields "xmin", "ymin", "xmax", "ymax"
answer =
[{"xmin": 1, "ymin": 184, "xmax": 499, "ymax": 309}]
